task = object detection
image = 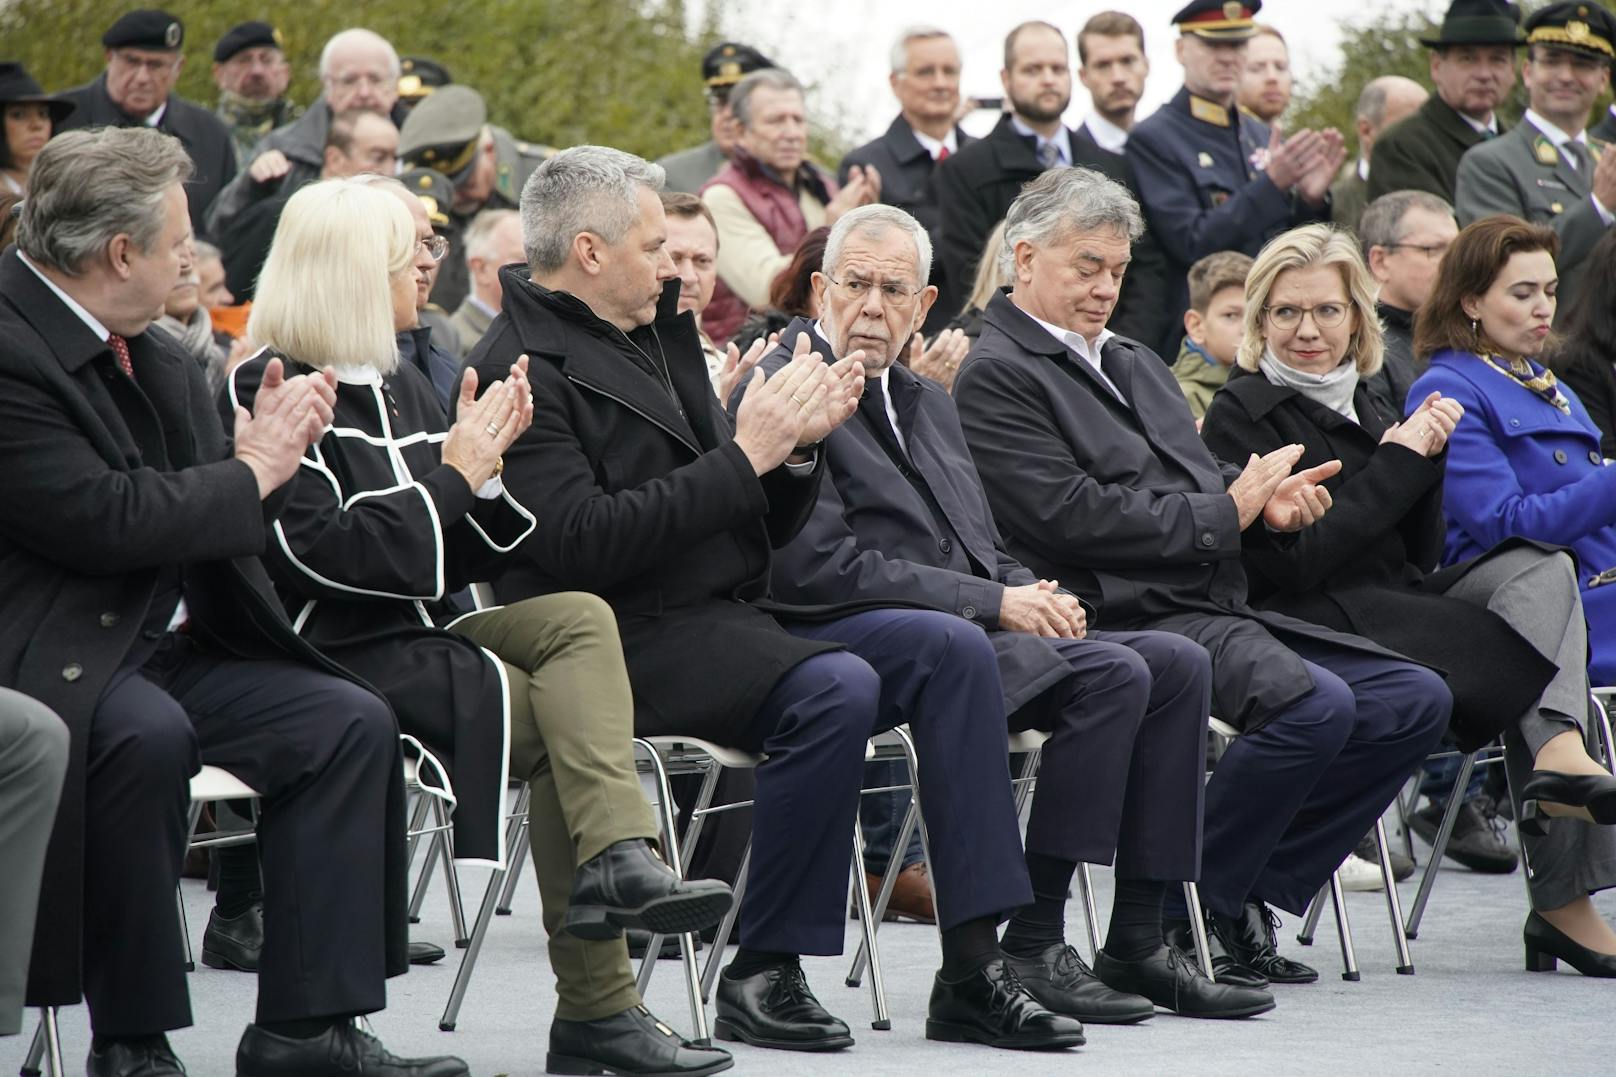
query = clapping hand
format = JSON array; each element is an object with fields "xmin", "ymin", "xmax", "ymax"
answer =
[
  {"xmin": 234, "ymin": 357, "xmax": 339, "ymax": 498},
  {"xmin": 732, "ymin": 335, "xmax": 832, "ymax": 475},
  {"xmin": 908, "ymin": 329, "xmax": 969, "ymax": 392},
  {"xmin": 1263, "ymin": 459, "xmax": 1343, "ymax": 531},
  {"xmin": 1381, "ymin": 391, "xmax": 1463, "ymax": 458},
  {"xmin": 442, "ymin": 355, "xmax": 534, "ymax": 488},
  {"xmin": 717, "ymin": 333, "xmax": 777, "ymax": 408}
]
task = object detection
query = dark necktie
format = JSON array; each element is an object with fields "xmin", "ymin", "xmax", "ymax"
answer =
[
  {"xmin": 860, "ymin": 378, "xmax": 905, "ymax": 459},
  {"xmin": 1037, "ymin": 141, "xmax": 1061, "ymax": 169},
  {"xmin": 1567, "ymin": 139, "xmax": 1594, "ymax": 175},
  {"xmin": 108, "ymin": 333, "xmax": 134, "ymax": 380}
]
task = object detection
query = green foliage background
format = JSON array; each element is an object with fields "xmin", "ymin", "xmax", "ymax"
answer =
[{"xmin": 0, "ymin": 0, "xmax": 730, "ymax": 160}]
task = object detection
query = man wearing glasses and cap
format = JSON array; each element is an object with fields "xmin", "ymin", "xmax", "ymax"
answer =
[
  {"xmin": 397, "ymin": 84, "xmax": 552, "ymax": 312},
  {"xmin": 659, "ymin": 42, "xmax": 778, "ymax": 195}
]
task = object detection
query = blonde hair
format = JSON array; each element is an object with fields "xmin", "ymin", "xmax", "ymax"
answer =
[
  {"xmin": 966, "ymin": 220, "xmax": 1011, "ymax": 313},
  {"xmin": 248, "ymin": 178, "xmax": 415, "ymax": 372},
  {"xmin": 1237, "ymin": 223, "xmax": 1384, "ymax": 376}
]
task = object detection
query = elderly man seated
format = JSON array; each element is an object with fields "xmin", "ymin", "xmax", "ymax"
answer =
[
  {"xmin": 954, "ymin": 167, "xmax": 1451, "ymax": 993},
  {"xmin": 751, "ymin": 202, "xmax": 1275, "ymax": 1023},
  {"xmin": 471, "ymin": 145, "xmax": 1084, "ymax": 1054}
]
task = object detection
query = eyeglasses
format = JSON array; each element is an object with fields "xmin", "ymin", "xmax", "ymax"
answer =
[
  {"xmin": 1263, "ymin": 302, "xmax": 1350, "ymax": 330},
  {"xmin": 1383, "ymin": 242, "xmax": 1450, "ymax": 260},
  {"xmin": 418, "ymin": 235, "xmax": 449, "ymax": 262},
  {"xmin": 330, "ymin": 72, "xmax": 390, "ymax": 90},
  {"xmin": 826, "ymin": 274, "xmax": 922, "ymax": 306}
]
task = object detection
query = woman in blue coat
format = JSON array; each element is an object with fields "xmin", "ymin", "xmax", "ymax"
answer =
[{"xmin": 1410, "ymin": 215, "xmax": 1616, "ymax": 977}]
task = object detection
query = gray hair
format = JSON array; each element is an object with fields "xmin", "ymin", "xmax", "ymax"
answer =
[
  {"xmin": 729, "ymin": 68, "xmax": 804, "ymax": 129},
  {"xmin": 193, "ymin": 239, "xmax": 222, "ymax": 263},
  {"xmin": 464, "ymin": 207, "xmax": 520, "ymax": 266},
  {"xmin": 823, "ymin": 204, "xmax": 933, "ymax": 287},
  {"xmin": 520, "ymin": 146, "xmax": 665, "ymax": 273},
  {"xmin": 999, "ymin": 166, "xmax": 1142, "ymax": 274},
  {"xmin": 1358, "ymin": 189, "xmax": 1454, "ymax": 258},
  {"xmin": 17, "ymin": 128, "xmax": 194, "ymax": 275},
  {"xmin": 318, "ymin": 28, "xmax": 401, "ymax": 82},
  {"xmin": 890, "ymin": 26, "xmax": 955, "ymax": 74}
]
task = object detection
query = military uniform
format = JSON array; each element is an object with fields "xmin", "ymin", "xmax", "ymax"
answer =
[
  {"xmin": 1330, "ymin": 159, "xmax": 1370, "ymax": 231},
  {"xmin": 212, "ymin": 21, "xmax": 301, "ymax": 169}
]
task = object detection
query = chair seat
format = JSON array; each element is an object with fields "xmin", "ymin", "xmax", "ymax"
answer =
[
  {"xmin": 189, "ymin": 764, "xmax": 260, "ymax": 803},
  {"xmin": 1209, "ymin": 717, "xmax": 1240, "ymax": 740},
  {"xmin": 641, "ymin": 735, "xmax": 764, "ymax": 770},
  {"xmin": 1007, "ymin": 729, "xmax": 1051, "ymax": 753}
]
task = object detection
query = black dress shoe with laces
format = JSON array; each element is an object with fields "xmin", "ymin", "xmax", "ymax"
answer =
[
  {"xmin": 925, "ymin": 957, "xmax": 1088, "ymax": 1050},
  {"xmin": 87, "ymin": 1037, "xmax": 186, "ymax": 1077},
  {"xmin": 202, "ymin": 905, "xmax": 264, "ymax": 972},
  {"xmin": 566, "ymin": 839, "xmax": 734, "ymax": 941},
  {"xmin": 713, "ymin": 962, "xmax": 854, "ymax": 1051},
  {"xmin": 549, "ymin": 1004, "xmax": 734, "ymax": 1075},
  {"xmin": 1094, "ymin": 944, "xmax": 1275, "ymax": 1019},
  {"xmin": 1210, "ymin": 901, "xmax": 1318, "ymax": 984},
  {"xmin": 1003, "ymin": 942, "xmax": 1154, "ymax": 1024},
  {"xmin": 235, "ymin": 1023, "xmax": 469, "ymax": 1077},
  {"xmin": 1164, "ymin": 916, "xmax": 1268, "ymax": 989}
]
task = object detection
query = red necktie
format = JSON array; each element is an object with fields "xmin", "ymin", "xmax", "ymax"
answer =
[
  {"xmin": 936, "ymin": 146, "xmax": 950, "ymax": 161},
  {"xmin": 108, "ymin": 333, "xmax": 134, "ymax": 380}
]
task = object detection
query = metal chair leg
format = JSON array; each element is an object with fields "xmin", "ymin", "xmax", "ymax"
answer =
[
  {"xmin": 1011, "ymin": 746, "xmax": 1044, "ymax": 817},
  {"xmin": 1395, "ymin": 773, "xmax": 1418, "ymax": 860},
  {"xmin": 1374, "ymin": 818, "xmax": 1415, "ymax": 974},
  {"xmin": 849, "ymin": 822, "xmax": 891, "ymax": 1030},
  {"xmin": 429, "ymin": 798, "xmax": 471, "ymax": 947},
  {"xmin": 1403, "ymin": 752, "xmax": 1476, "ymax": 939},
  {"xmin": 1297, "ymin": 883, "xmax": 1326, "ymax": 946},
  {"xmin": 177, "ymin": 799, "xmax": 206, "ymax": 970},
  {"xmin": 407, "ymin": 822, "xmax": 444, "ymax": 922},
  {"xmin": 404, "ymin": 790, "xmax": 433, "ymax": 867},
  {"xmin": 701, "ymin": 844, "xmax": 749, "ymax": 1003},
  {"xmin": 846, "ymin": 797, "xmax": 917, "ymax": 988},
  {"xmin": 1182, "ymin": 882, "xmax": 1216, "ymax": 981},
  {"xmin": 495, "ymin": 822, "xmax": 530, "ymax": 915},
  {"xmin": 439, "ymin": 786, "xmax": 533, "ymax": 1031},
  {"xmin": 1076, "ymin": 863, "xmax": 1102, "ymax": 961},
  {"xmin": 633, "ymin": 739, "xmax": 709, "ymax": 1044},
  {"xmin": 21, "ymin": 1007, "xmax": 63, "ymax": 1077},
  {"xmin": 1328, "ymin": 871, "xmax": 1360, "ymax": 982},
  {"xmin": 20, "ymin": 1013, "xmax": 44, "ymax": 1077}
]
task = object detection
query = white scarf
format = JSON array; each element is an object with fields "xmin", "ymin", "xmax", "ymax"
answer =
[{"xmin": 1258, "ymin": 348, "xmax": 1359, "ymax": 422}]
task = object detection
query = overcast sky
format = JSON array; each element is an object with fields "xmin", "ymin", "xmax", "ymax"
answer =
[{"xmin": 692, "ymin": 0, "xmax": 1442, "ymax": 143}]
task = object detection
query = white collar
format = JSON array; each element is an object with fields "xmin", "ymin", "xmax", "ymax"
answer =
[
  {"xmin": 143, "ymin": 101, "xmax": 168, "ymax": 128},
  {"xmin": 1458, "ymin": 110, "xmax": 1498, "ymax": 136},
  {"xmin": 1357, "ymin": 157, "xmax": 1370, "ymax": 182},
  {"xmin": 1023, "ymin": 310, "xmax": 1114, "ymax": 365},
  {"xmin": 467, "ymin": 294, "xmax": 498, "ymax": 319},
  {"xmin": 1082, "ymin": 112, "xmax": 1130, "ymax": 154},
  {"xmin": 331, "ymin": 364, "xmax": 384, "ymax": 385},
  {"xmin": 18, "ymin": 252, "xmax": 112, "ymax": 342},
  {"xmin": 1010, "ymin": 115, "xmax": 1070, "ymax": 165},
  {"xmin": 1523, "ymin": 109, "xmax": 1587, "ymax": 148},
  {"xmin": 909, "ymin": 124, "xmax": 958, "ymax": 160}
]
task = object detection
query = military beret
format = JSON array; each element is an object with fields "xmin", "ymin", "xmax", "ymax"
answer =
[
  {"xmin": 1525, "ymin": 2, "xmax": 1616, "ymax": 61},
  {"xmin": 398, "ymin": 56, "xmax": 453, "ymax": 103},
  {"xmin": 214, "ymin": 21, "xmax": 281, "ymax": 64},
  {"xmin": 400, "ymin": 167, "xmax": 454, "ymax": 228},
  {"xmin": 1419, "ymin": 0, "xmax": 1525, "ymax": 49},
  {"xmin": 102, "ymin": 9, "xmax": 185, "ymax": 51},
  {"xmin": 1173, "ymin": 0, "xmax": 1263, "ymax": 40},
  {"xmin": 702, "ymin": 41, "xmax": 775, "ymax": 89},
  {"xmin": 398, "ymin": 84, "xmax": 486, "ymax": 181}
]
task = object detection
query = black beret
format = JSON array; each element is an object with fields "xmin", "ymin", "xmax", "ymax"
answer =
[
  {"xmin": 214, "ymin": 21, "xmax": 281, "ymax": 64},
  {"xmin": 102, "ymin": 9, "xmax": 185, "ymax": 51}
]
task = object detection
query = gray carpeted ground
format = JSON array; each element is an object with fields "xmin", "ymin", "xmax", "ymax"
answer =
[{"xmin": 7, "ymin": 812, "xmax": 1616, "ymax": 1077}]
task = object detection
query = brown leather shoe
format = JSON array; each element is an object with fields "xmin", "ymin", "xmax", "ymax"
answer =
[{"xmin": 863, "ymin": 863, "xmax": 935, "ymax": 924}]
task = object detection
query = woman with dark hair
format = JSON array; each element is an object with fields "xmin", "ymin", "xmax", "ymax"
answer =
[
  {"xmin": 1406, "ymin": 214, "xmax": 1616, "ymax": 977},
  {"xmin": 1549, "ymin": 230, "xmax": 1616, "ymax": 459},
  {"xmin": 0, "ymin": 63, "xmax": 73, "ymax": 195}
]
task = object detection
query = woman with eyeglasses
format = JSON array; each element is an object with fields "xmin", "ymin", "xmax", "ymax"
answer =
[{"xmin": 1202, "ymin": 221, "xmax": 1616, "ymax": 978}]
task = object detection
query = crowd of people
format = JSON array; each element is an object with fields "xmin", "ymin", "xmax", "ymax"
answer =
[{"xmin": 5, "ymin": 0, "xmax": 1616, "ymax": 1075}]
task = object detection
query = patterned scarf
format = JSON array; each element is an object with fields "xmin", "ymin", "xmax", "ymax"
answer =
[
  {"xmin": 216, "ymin": 91, "xmax": 298, "ymax": 166},
  {"xmin": 1481, "ymin": 353, "xmax": 1570, "ymax": 414}
]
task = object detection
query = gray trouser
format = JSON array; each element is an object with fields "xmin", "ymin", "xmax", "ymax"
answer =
[
  {"xmin": 0, "ymin": 689, "xmax": 69, "ymax": 1036},
  {"xmin": 1443, "ymin": 547, "xmax": 1616, "ymax": 909}
]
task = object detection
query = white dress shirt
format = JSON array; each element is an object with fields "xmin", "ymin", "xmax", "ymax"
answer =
[
  {"xmin": 911, "ymin": 126, "xmax": 959, "ymax": 161},
  {"xmin": 1022, "ymin": 309, "xmax": 1123, "ymax": 400},
  {"xmin": 1081, "ymin": 112, "xmax": 1130, "ymax": 154},
  {"xmin": 1011, "ymin": 116, "xmax": 1072, "ymax": 166}
]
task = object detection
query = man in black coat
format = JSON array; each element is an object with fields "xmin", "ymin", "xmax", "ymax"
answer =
[
  {"xmin": 1359, "ymin": 190, "xmax": 1460, "ymax": 415},
  {"xmin": 955, "ymin": 167, "xmax": 1451, "ymax": 992},
  {"xmin": 839, "ymin": 28, "xmax": 975, "ymax": 332},
  {"xmin": 57, "ymin": 10, "xmax": 236, "ymax": 240},
  {"xmin": 934, "ymin": 20, "xmax": 1166, "ymax": 344},
  {"xmin": 0, "ymin": 128, "xmax": 463, "ymax": 1077},
  {"xmin": 472, "ymin": 146, "xmax": 1084, "ymax": 1054},
  {"xmin": 757, "ymin": 204, "xmax": 1274, "ymax": 1022}
]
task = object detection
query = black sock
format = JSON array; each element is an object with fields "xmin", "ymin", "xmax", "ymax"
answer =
[
  {"xmin": 1163, "ymin": 885, "xmax": 1189, "ymax": 921},
  {"xmin": 940, "ymin": 915, "xmax": 1002, "ymax": 979},
  {"xmin": 999, "ymin": 851, "xmax": 1077, "ymax": 958},
  {"xmin": 1105, "ymin": 878, "xmax": 1166, "ymax": 961},
  {"xmin": 258, "ymin": 1017, "xmax": 345, "ymax": 1039},
  {"xmin": 92, "ymin": 1034, "xmax": 168, "ymax": 1052},
  {"xmin": 726, "ymin": 947, "xmax": 797, "ymax": 979},
  {"xmin": 213, "ymin": 845, "xmax": 263, "ymax": 918}
]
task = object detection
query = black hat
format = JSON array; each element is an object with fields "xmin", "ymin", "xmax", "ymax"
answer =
[
  {"xmin": 400, "ymin": 167, "xmax": 453, "ymax": 228},
  {"xmin": 398, "ymin": 56, "xmax": 453, "ymax": 103},
  {"xmin": 1524, "ymin": 2, "xmax": 1616, "ymax": 62},
  {"xmin": 0, "ymin": 62, "xmax": 75, "ymax": 125},
  {"xmin": 702, "ymin": 42, "xmax": 774, "ymax": 90},
  {"xmin": 1419, "ymin": 0, "xmax": 1525, "ymax": 48},
  {"xmin": 398, "ymin": 84, "xmax": 485, "ymax": 182},
  {"xmin": 214, "ymin": 21, "xmax": 281, "ymax": 64},
  {"xmin": 1173, "ymin": 0, "xmax": 1263, "ymax": 40},
  {"xmin": 101, "ymin": 9, "xmax": 185, "ymax": 51}
]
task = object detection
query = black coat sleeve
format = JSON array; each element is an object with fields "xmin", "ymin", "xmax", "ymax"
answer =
[{"xmin": 934, "ymin": 156, "xmax": 993, "ymax": 322}]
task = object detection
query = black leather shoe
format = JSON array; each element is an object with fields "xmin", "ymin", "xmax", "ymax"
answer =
[
  {"xmin": 549, "ymin": 1004, "xmax": 734, "ymax": 1075},
  {"xmin": 566, "ymin": 839, "xmax": 734, "ymax": 941},
  {"xmin": 1520, "ymin": 770, "xmax": 1616, "ymax": 837},
  {"xmin": 926, "ymin": 958, "xmax": 1087, "ymax": 1049},
  {"xmin": 1003, "ymin": 943, "xmax": 1154, "ymax": 1024},
  {"xmin": 1095, "ymin": 944, "xmax": 1275, "ymax": 1019},
  {"xmin": 87, "ymin": 1037, "xmax": 186, "ymax": 1076},
  {"xmin": 713, "ymin": 963, "xmax": 854, "ymax": 1051},
  {"xmin": 1211, "ymin": 902, "xmax": 1319, "ymax": 984},
  {"xmin": 202, "ymin": 905, "xmax": 263, "ymax": 972},
  {"xmin": 1524, "ymin": 910, "xmax": 1616, "ymax": 977},
  {"xmin": 1164, "ymin": 916, "xmax": 1268, "ymax": 989},
  {"xmin": 409, "ymin": 940, "xmax": 446, "ymax": 965},
  {"xmin": 627, "ymin": 928, "xmax": 703, "ymax": 960},
  {"xmin": 235, "ymin": 1023, "xmax": 468, "ymax": 1076}
]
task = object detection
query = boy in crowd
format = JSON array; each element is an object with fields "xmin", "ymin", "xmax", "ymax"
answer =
[{"xmin": 1172, "ymin": 251, "xmax": 1253, "ymax": 420}]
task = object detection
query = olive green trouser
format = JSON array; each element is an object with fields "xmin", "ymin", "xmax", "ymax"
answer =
[{"xmin": 450, "ymin": 592, "xmax": 658, "ymax": 1021}]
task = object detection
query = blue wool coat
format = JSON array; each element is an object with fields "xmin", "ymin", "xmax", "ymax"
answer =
[{"xmin": 1410, "ymin": 348, "xmax": 1616, "ymax": 684}]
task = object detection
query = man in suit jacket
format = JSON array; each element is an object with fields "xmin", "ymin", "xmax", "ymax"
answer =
[
  {"xmin": 758, "ymin": 204, "xmax": 1274, "ymax": 1022},
  {"xmin": 0, "ymin": 128, "xmax": 464, "ymax": 1077},
  {"xmin": 1454, "ymin": 2, "xmax": 1616, "ymax": 318},
  {"xmin": 839, "ymin": 27, "xmax": 974, "ymax": 333},
  {"xmin": 1365, "ymin": 0, "xmax": 1525, "ymax": 203},
  {"xmin": 954, "ymin": 167, "xmax": 1451, "ymax": 993},
  {"xmin": 449, "ymin": 207, "xmax": 522, "ymax": 358},
  {"xmin": 936, "ymin": 20, "xmax": 1166, "ymax": 347},
  {"xmin": 1330, "ymin": 76, "xmax": 1429, "ymax": 232}
]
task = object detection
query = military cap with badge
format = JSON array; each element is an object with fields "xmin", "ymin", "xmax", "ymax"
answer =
[
  {"xmin": 399, "ymin": 85, "xmax": 487, "ymax": 186},
  {"xmin": 102, "ymin": 8, "xmax": 185, "ymax": 51},
  {"xmin": 401, "ymin": 166, "xmax": 454, "ymax": 231},
  {"xmin": 701, "ymin": 41, "xmax": 775, "ymax": 103},
  {"xmin": 1173, "ymin": 0, "xmax": 1263, "ymax": 41},
  {"xmin": 1524, "ymin": 1, "xmax": 1616, "ymax": 64},
  {"xmin": 398, "ymin": 56, "xmax": 453, "ymax": 117}
]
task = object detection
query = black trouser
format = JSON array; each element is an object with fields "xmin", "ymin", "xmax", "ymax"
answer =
[{"xmin": 84, "ymin": 634, "xmax": 396, "ymax": 1034}]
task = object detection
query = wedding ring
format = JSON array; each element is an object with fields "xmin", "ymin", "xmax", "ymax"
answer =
[
  {"xmin": 485, "ymin": 421, "xmax": 501, "ymax": 436},
  {"xmin": 792, "ymin": 394, "xmax": 808, "ymax": 405}
]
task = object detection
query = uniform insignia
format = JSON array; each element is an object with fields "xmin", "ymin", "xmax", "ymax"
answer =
[
  {"xmin": 398, "ymin": 74, "xmax": 422, "ymax": 96},
  {"xmin": 1551, "ymin": 201, "xmax": 1565, "ymax": 214},
  {"xmin": 720, "ymin": 61, "xmax": 741, "ymax": 79},
  {"xmin": 1223, "ymin": 1, "xmax": 1243, "ymax": 18},
  {"xmin": 417, "ymin": 174, "xmax": 434, "ymax": 189},
  {"xmin": 1579, "ymin": 5, "xmax": 1591, "ymax": 16},
  {"xmin": 1197, "ymin": 151, "xmax": 1214, "ymax": 168},
  {"xmin": 1189, "ymin": 95, "xmax": 1230, "ymax": 127},
  {"xmin": 272, "ymin": 28, "xmax": 284, "ymax": 46},
  {"xmin": 165, "ymin": 21, "xmax": 181, "ymax": 47},
  {"xmin": 1568, "ymin": 20, "xmax": 1590, "ymax": 42},
  {"xmin": 1536, "ymin": 177, "xmax": 1570, "ymax": 190},
  {"xmin": 1536, "ymin": 138, "xmax": 1560, "ymax": 165}
]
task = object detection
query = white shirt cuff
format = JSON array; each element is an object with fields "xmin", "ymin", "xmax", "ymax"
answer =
[
  {"xmin": 475, "ymin": 475, "xmax": 506, "ymax": 500},
  {"xmin": 1593, "ymin": 193, "xmax": 1615, "ymax": 227},
  {"xmin": 784, "ymin": 450, "xmax": 817, "ymax": 476}
]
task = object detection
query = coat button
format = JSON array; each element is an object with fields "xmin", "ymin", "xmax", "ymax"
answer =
[
  {"xmin": 1510, "ymin": 418, "xmax": 1521, "ymax": 427},
  {"xmin": 1554, "ymin": 449, "xmax": 1568, "ymax": 464},
  {"xmin": 1593, "ymin": 451, "xmax": 1604, "ymax": 465},
  {"xmin": 961, "ymin": 605, "xmax": 977, "ymax": 619},
  {"xmin": 62, "ymin": 663, "xmax": 83, "ymax": 682},
  {"xmin": 1200, "ymin": 532, "xmax": 1216, "ymax": 548},
  {"xmin": 99, "ymin": 612, "xmax": 120, "ymax": 628},
  {"xmin": 939, "ymin": 539, "xmax": 953, "ymax": 554}
]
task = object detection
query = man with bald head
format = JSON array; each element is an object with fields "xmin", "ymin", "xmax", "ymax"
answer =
[{"xmin": 1330, "ymin": 76, "xmax": 1429, "ymax": 230}]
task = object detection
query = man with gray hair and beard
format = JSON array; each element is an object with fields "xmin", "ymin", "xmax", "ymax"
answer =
[
  {"xmin": 754, "ymin": 203, "xmax": 1274, "ymax": 1024},
  {"xmin": 955, "ymin": 166, "xmax": 1452, "ymax": 999}
]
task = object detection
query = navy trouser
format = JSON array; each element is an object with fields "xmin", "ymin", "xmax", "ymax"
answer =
[{"xmin": 734, "ymin": 609, "xmax": 1031, "ymax": 954}]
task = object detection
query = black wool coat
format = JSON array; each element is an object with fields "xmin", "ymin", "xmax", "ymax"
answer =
[
  {"xmin": 1201, "ymin": 370, "xmax": 1557, "ymax": 751},
  {"xmin": 0, "ymin": 252, "xmax": 408, "ymax": 1006},
  {"xmin": 954, "ymin": 291, "xmax": 1412, "ymax": 732},
  {"xmin": 468, "ymin": 271, "xmax": 838, "ymax": 742},
  {"xmin": 1552, "ymin": 342, "xmax": 1616, "ymax": 460}
]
